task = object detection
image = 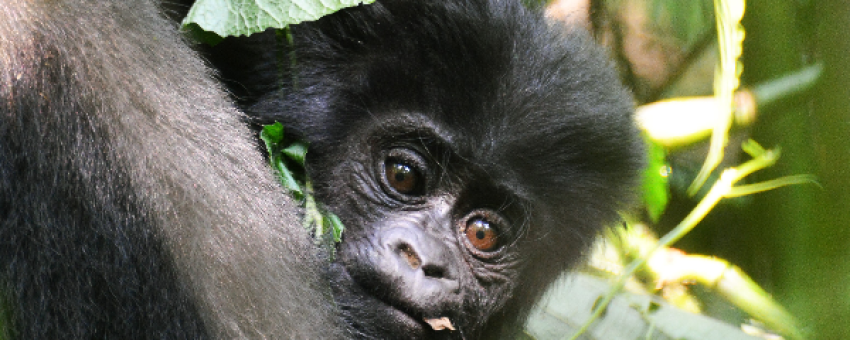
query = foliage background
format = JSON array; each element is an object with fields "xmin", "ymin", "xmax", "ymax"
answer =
[
  {"xmin": 596, "ymin": 0, "xmax": 850, "ymax": 338},
  {"xmin": 741, "ymin": 1, "xmax": 850, "ymax": 338}
]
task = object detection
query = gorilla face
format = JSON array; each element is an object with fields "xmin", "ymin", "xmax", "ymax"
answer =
[
  {"xmin": 312, "ymin": 96, "xmax": 640, "ymax": 339},
  {"xmin": 323, "ymin": 116, "xmax": 530, "ymax": 338}
]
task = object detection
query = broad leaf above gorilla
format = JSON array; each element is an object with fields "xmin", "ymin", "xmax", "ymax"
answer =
[{"xmin": 0, "ymin": 0, "xmax": 644, "ymax": 339}]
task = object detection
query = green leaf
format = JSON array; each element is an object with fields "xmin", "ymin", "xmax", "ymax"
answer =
[
  {"xmin": 183, "ymin": 0, "xmax": 377, "ymax": 38},
  {"xmin": 260, "ymin": 121, "xmax": 344, "ymax": 257},
  {"xmin": 260, "ymin": 121, "xmax": 285, "ymax": 157},
  {"xmin": 326, "ymin": 213, "xmax": 344, "ymax": 243},
  {"xmin": 272, "ymin": 158, "xmax": 304, "ymax": 200},
  {"xmin": 282, "ymin": 141, "xmax": 309, "ymax": 167},
  {"xmin": 641, "ymin": 137, "xmax": 670, "ymax": 223},
  {"xmin": 260, "ymin": 121, "xmax": 285, "ymax": 145},
  {"xmin": 261, "ymin": 122, "xmax": 305, "ymax": 199}
]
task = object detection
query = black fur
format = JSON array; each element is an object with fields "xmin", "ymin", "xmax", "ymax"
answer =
[
  {"xmin": 0, "ymin": 0, "xmax": 643, "ymax": 339},
  {"xmin": 0, "ymin": 1, "xmax": 340, "ymax": 338}
]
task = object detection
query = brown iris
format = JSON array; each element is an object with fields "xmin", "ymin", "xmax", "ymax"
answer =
[
  {"xmin": 384, "ymin": 161, "xmax": 421, "ymax": 195},
  {"xmin": 464, "ymin": 218, "xmax": 499, "ymax": 251}
]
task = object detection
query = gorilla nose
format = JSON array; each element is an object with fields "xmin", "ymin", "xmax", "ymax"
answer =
[
  {"xmin": 383, "ymin": 228, "xmax": 461, "ymax": 299},
  {"xmin": 395, "ymin": 241, "xmax": 451, "ymax": 280}
]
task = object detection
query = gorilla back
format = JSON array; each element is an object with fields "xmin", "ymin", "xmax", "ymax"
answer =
[{"xmin": 0, "ymin": 1, "xmax": 341, "ymax": 338}]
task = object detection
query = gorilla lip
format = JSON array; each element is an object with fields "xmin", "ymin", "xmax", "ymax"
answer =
[{"xmin": 330, "ymin": 261, "xmax": 445, "ymax": 335}]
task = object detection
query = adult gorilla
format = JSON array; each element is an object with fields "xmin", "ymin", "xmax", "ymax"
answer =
[
  {"xmin": 0, "ymin": 1, "xmax": 339, "ymax": 338},
  {"xmin": 0, "ymin": 0, "xmax": 643, "ymax": 339}
]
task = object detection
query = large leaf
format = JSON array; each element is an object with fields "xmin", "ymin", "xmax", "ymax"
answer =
[{"xmin": 184, "ymin": 0, "xmax": 376, "ymax": 38}]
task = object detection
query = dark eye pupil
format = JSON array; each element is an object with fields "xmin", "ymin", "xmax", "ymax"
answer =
[
  {"xmin": 476, "ymin": 230, "xmax": 485, "ymax": 240},
  {"xmin": 395, "ymin": 171, "xmax": 407, "ymax": 183}
]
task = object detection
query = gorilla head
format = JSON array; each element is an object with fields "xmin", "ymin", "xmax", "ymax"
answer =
[{"xmin": 245, "ymin": 0, "xmax": 645, "ymax": 338}]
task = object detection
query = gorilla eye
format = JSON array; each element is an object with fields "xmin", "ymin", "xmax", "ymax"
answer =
[
  {"xmin": 384, "ymin": 160, "xmax": 423, "ymax": 195},
  {"xmin": 464, "ymin": 218, "xmax": 499, "ymax": 252}
]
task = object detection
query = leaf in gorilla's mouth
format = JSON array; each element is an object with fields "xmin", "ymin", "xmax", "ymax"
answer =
[{"xmin": 424, "ymin": 317, "xmax": 455, "ymax": 331}]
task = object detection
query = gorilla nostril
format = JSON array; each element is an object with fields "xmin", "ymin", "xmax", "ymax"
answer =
[
  {"xmin": 422, "ymin": 264, "xmax": 445, "ymax": 279},
  {"xmin": 397, "ymin": 243, "xmax": 421, "ymax": 269}
]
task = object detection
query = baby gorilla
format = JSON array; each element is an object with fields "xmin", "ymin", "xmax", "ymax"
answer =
[{"xmin": 215, "ymin": 0, "xmax": 647, "ymax": 338}]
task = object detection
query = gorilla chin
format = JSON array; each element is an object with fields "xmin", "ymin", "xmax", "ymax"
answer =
[{"xmin": 330, "ymin": 263, "xmax": 444, "ymax": 339}]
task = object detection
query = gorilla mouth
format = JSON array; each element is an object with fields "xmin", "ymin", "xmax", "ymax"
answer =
[
  {"xmin": 329, "ymin": 262, "xmax": 436, "ymax": 337},
  {"xmin": 382, "ymin": 301, "xmax": 430, "ymax": 332}
]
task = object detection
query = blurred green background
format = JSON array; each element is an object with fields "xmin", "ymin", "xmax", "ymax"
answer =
[{"xmin": 545, "ymin": 0, "xmax": 850, "ymax": 338}]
